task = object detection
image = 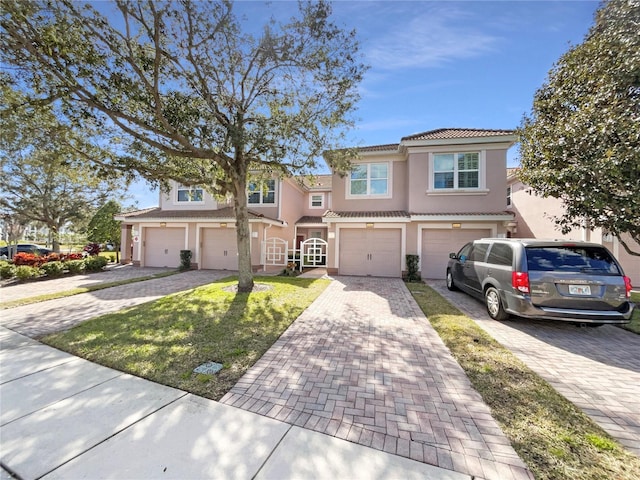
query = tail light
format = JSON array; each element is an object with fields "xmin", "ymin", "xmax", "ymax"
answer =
[
  {"xmin": 624, "ymin": 276, "xmax": 632, "ymax": 298},
  {"xmin": 512, "ymin": 271, "xmax": 530, "ymax": 294}
]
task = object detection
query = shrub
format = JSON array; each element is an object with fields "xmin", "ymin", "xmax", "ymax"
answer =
[
  {"xmin": 180, "ymin": 250, "xmax": 192, "ymax": 271},
  {"xmin": 13, "ymin": 252, "xmax": 43, "ymax": 267},
  {"xmin": 44, "ymin": 253, "xmax": 61, "ymax": 263},
  {"xmin": 62, "ymin": 253, "xmax": 84, "ymax": 261},
  {"xmin": 405, "ymin": 254, "xmax": 421, "ymax": 282},
  {"xmin": 14, "ymin": 265, "xmax": 42, "ymax": 280},
  {"xmin": 84, "ymin": 255, "xmax": 108, "ymax": 272},
  {"xmin": 0, "ymin": 261, "xmax": 15, "ymax": 279},
  {"xmin": 66, "ymin": 259, "xmax": 86, "ymax": 274},
  {"xmin": 41, "ymin": 261, "xmax": 65, "ymax": 278}
]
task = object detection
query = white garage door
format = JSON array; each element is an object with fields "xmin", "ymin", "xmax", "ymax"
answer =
[
  {"xmin": 421, "ymin": 229, "xmax": 491, "ymax": 279},
  {"xmin": 201, "ymin": 228, "xmax": 238, "ymax": 270},
  {"xmin": 340, "ymin": 228, "xmax": 401, "ymax": 277},
  {"xmin": 144, "ymin": 227, "xmax": 185, "ymax": 268}
]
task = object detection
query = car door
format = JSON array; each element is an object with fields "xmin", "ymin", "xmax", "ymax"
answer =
[
  {"xmin": 462, "ymin": 242, "xmax": 489, "ymax": 295},
  {"xmin": 451, "ymin": 243, "xmax": 473, "ymax": 291}
]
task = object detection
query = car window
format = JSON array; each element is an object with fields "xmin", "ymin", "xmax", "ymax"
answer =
[
  {"xmin": 469, "ymin": 243, "xmax": 489, "ymax": 262},
  {"xmin": 487, "ymin": 243, "xmax": 513, "ymax": 266},
  {"xmin": 526, "ymin": 246, "xmax": 621, "ymax": 274},
  {"xmin": 457, "ymin": 243, "xmax": 473, "ymax": 260}
]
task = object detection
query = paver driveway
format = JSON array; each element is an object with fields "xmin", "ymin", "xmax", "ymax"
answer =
[
  {"xmin": 222, "ymin": 277, "xmax": 532, "ymax": 480},
  {"xmin": 427, "ymin": 280, "xmax": 640, "ymax": 457}
]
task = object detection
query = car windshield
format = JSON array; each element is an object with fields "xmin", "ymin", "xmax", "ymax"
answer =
[{"xmin": 526, "ymin": 246, "xmax": 621, "ymax": 275}]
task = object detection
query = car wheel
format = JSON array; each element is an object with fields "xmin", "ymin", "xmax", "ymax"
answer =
[
  {"xmin": 446, "ymin": 269, "xmax": 457, "ymax": 291},
  {"xmin": 485, "ymin": 287, "xmax": 509, "ymax": 320}
]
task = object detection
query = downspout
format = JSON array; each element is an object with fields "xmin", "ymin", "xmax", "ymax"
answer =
[{"xmin": 263, "ymin": 223, "xmax": 273, "ymax": 272}]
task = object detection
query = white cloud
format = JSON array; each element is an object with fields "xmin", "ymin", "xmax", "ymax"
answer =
[{"xmin": 364, "ymin": 6, "xmax": 499, "ymax": 70}]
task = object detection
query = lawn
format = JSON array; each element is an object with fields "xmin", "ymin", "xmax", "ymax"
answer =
[
  {"xmin": 625, "ymin": 291, "xmax": 640, "ymax": 334},
  {"xmin": 43, "ymin": 276, "xmax": 330, "ymax": 400},
  {"xmin": 408, "ymin": 283, "xmax": 640, "ymax": 480}
]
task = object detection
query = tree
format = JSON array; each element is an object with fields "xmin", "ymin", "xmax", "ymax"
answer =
[
  {"xmin": 87, "ymin": 200, "xmax": 122, "ymax": 262},
  {"xmin": 1, "ymin": 0, "xmax": 367, "ymax": 291},
  {"xmin": 0, "ymin": 83, "xmax": 126, "ymax": 252},
  {"xmin": 518, "ymin": 0, "xmax": 640, "ymax": 256}
]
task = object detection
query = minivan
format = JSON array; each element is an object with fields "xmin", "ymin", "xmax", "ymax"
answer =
[{"xmin": 446, "ymin": 238, "xmax": 635, "ymax": 325}]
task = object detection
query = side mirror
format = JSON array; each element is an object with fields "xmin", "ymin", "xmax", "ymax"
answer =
[{"xmin": 449, "ymin": 253, "xmax": 457, "ymax": 259}]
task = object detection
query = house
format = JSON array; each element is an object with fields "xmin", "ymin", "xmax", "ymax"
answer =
[
  {"xmin": 507, "ymin": 169, "xmax": 640, "ymax": 286},
  {"xmin": 116, "ymin": 128, "xmax": 518, "ymax": 279}
]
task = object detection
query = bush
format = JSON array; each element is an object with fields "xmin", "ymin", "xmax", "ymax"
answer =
[
  {"xmin": 0, "ymin": 261, "xmax": 15, "ymax": 279},
  {"xmin": 84, "ymin": 255, "xmax": 108, "ymax": 272},
  {"xmin": 405, "ymin": 254, "xmax": 421, "ymax": 282},
  {"xmin": 13, "ymin": 252, "xmax": 44, "ymax": 267},
  {"xmin": 41, "ymin": 261, "xmax": 65, "ymax": 278},
  {"xmin": 14, "ymin": 265, "xmax": 42, "ymax": 280},
  {"xmin": 180, "ymin": 250, "xmax": 192, "ymax": 271},
  {"xmin": 62, "ymin": 253, "xmax": 84, "ymax": 261},
  {"xmin": 66, "ymin": 259, "xmax": 86, "ymax": 274}
]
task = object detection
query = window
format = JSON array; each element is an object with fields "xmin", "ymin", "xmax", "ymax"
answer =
[
  {"xmin": 177, "ymin": 185, "xmax": 204, "ymax": 203},
  {"xmin": 310, "ymin": 194, "xmax": 324, "ymax": 208},
  {"xmin": 348, "ymin": 162, "xmax": 390, "ymax": 197},
  {"xmin": 433, "ymin": 152, "xmax": 479, "ymax": 190},
  {"xmin": 469, "ymin": 243, "xmax": 489, "ymax": 262},
  {"xmin": 487, "ymin": 243, "xmax": 513, "ymax": 266},
  {"xmin": 507, "ymin": 186, "xmax": 512, "ymax": 206},
  {"xmin": 248, "ymin": 179, "xmax": 276, "ymax": 205}
]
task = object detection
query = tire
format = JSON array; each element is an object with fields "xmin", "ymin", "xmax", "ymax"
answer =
[
  {"xmin": 446, "ymin": 269, "xmax": 457, "ymax": 291},
  {"xmin": 485, "ymin": 286, "xmax": 509, "ymax": 320}
]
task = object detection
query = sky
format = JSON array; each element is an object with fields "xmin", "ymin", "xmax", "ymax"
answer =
[{"xmin": 128, "ymin": 0, "xmax": 601, "ymax": 208}]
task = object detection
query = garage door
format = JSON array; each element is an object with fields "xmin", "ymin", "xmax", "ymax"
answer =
[
  {"xmin": 201, "ymin": 228, "xmax": 238, "ymax": 270},
  {"xmin": 421, "ymin": 229, "xmax": 491, "ymax": 279},
  {"xmin": 144, "ymin": 227, "xmax": 185, "ymax": 268},
  {"xmin": 339, "ymin": 228, "xmax": 401, "ymax": 277}
]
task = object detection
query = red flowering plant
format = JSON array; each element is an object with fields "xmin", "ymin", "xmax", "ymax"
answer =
[
  {"xmin": 12, "ymin": 252, "xmax": 45, "ymax": 267},
  {"xmin": 61, "ymin": 253, "xmax": 84, "ymax": 261}
]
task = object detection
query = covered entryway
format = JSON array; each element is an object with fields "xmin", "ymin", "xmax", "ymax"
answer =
[
  {"xmin": 339, "ymin": 228, "xmax": 401, "ymax": 277},
  {"xmin": 144, "ymin": 227, "xmax": 185, "ymax": 268},
  {"xmin": 421, "ymin": 228, "xmax": 491, "ymax": 279},
  {"xmin": 201, "ymin": 227, "xmax": 238, "ymax": 270}
]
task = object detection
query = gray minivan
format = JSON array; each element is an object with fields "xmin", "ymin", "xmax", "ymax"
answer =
[{"xmin": 446, "ymin": 238, "xmax": 635, "ymax": 325}]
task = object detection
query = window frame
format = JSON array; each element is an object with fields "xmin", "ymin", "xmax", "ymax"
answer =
[
  {"xmin": 346, "ymin": 161, "xmax": 392, "ymax": 199},
  {"xmin": 428, "ymin": 151, "xmax": 487, "ymax": 193},
  {"xmin": 309, "ymin": 193, "xmax": 325, "ymax": 209},
  {"xmin": 247, "ymin": 179, "xmax": 277, "ymax": 206},
  {"xmin": 176, "ymin": 185, "xmax": 204, "ymax": 204}
]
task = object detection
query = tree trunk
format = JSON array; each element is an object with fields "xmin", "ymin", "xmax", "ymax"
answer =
[
  {"xmin": 50, "ymin": 224, "xmax": 61, "ymax": 253},
  {"xmin": 231, "ymin": 172, "xmax": 254, "ymax": 293}
]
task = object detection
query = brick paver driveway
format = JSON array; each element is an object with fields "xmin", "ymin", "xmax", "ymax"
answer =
[
  {"xmin": 222, "ymin": 277, "xmax": 532, "ymax": 480},
  {"xmin": 427, "ymin": 280, "xmax": 640, "ymax": 457}
]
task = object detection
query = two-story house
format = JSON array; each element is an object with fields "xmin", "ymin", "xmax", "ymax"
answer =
[{"xmin": 116, "ymin": 128, "xmax": 518, "ymax": 279}]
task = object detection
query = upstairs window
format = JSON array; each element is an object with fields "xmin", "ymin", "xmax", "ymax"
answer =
[
  {"xmin": 348, "ymin": 162, "xmax": 390, "ymax": 198},
  {"xmin": 248, "ymin": 179, "xmax": 276, "ymax": 205},
  {"xmin": 177, "ymin": 185, "xmax": 204, "ymax": 203},
  {"xmin": 507, "ymin": 186, "xmax": 512, "ymax": 206},
  {"xmin": 310, "ymin": 194, "xmax": 324, "ymax": 208},
  {"xmin": 433, "ymin": 152, "xmax": 480, "ymax": 190}
]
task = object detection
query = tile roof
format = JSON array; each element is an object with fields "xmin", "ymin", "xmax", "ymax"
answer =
[
  {"xmin": 323, "ymin": 211, "xmax": 411, "ymax": 219},
  {"xmin": 410, "ymin": 211, "xmax": 515, "ymax": 218},
  {"xmin": 401, "ymin": 128, "xmax": 515, "ymax": 141},
  {"xmin": 298, "ymin": 174, "xmax": 333, "ymax": 190},
  {"xmin": 296, "ymin": 216, "xmax": 325, "ymax": 224},
  {"xmin": 117, "ymin": 206, "xmax": 276, "ymax": 222},
  {"xmin": 356, "ymin": 144, "xmax": 400, "ymax": 153}
]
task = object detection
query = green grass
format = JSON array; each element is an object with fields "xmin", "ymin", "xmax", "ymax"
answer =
[
  {"xmin": 623, "ymin": 292, "xmax": 640, "ymax": 334},
  {"xmin": 408, "ymin": 283, "xmax": 640, "ymax": 480},
  {"xmin": 43, "ymin": 277, "xmax": 330, "ymax": 400},
  {"xmin": 1, "ymin": 270, "xmax": 179, "ymax": 309}
]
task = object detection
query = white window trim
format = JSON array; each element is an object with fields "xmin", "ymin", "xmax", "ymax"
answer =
[
  {"xmin": 427, "ymin": 151, "xmax": 488, "ymax": 194},
  {"xmin": 248, "ymin": 179, "xmax": 278, "ymax": 206},
  {"xmin": 175, "ymin": 185, "xmax": 205, "ymax": 205},
  {"xmin": 346, "ymin": 161, "xmax": 392, "ymax": 199},
  {"xmin": 309, "ymin": 193, "xmax": 325, "ymax": 209}
]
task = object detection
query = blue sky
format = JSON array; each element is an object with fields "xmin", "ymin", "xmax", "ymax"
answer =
[{"xmin": 128, "ymin": 0, "xmax": 600, "ymax": 208}]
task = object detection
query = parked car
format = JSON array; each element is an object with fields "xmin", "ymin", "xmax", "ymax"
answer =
[
  {"xmin": 0, "ymin": 244, "xmax": 52, "ymax": 258},
  {"xmin": 446, "ymin": 238, "xmax": 634, "ymax": 325}
]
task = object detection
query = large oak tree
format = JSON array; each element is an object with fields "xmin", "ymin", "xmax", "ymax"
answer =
[
  {"xmin": 518, "ymin": 0, "xmax": 640, "ymax": 255},
  {"xmin": 1, "ymin": 0, "xmax": 367, "ymax": 291}
]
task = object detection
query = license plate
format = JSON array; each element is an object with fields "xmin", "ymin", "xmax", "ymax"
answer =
[{"xmin": 569, "ymin": 285, "xmax": 591, "ymax": 295}]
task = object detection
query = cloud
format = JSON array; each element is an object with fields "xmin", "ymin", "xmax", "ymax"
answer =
[{"xmin": 364, "ymin": 5, "xmax": 499, "ymax": 70}]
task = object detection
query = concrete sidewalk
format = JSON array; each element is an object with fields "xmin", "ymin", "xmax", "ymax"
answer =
[{"xmin": 0, "ymin": 327, "xmax": 469, "ymax": 480}]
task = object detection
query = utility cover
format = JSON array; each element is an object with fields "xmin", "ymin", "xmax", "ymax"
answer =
[{"xmin": 193, "ymin": 362, "xmax": 223, "ymax": 375}]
